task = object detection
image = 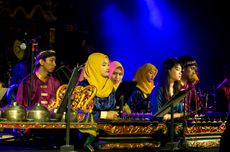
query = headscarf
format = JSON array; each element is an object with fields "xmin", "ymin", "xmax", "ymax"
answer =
[
  {"xmin": 133, "ymin": 63, "xmax": 158, "ymax": 94},
  {"xmin": 109, "ymin": 61, "xmax": 124, "ymax": 89},
  {"xmin": 84, "ymin": 52, "xmax": 114, "ymax": 98},
  {"xmin": 77, "ymin": 67, "xmax": 85, "ymax": 84}
]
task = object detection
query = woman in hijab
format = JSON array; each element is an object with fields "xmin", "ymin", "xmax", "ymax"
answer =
[
  {"xmin": 109, "ymin": 61, "xmax": 124, "ymax": 90},
  {"xmin": 77, "ymin": 52, "xmax": 118, "ymax": 151},
  {"xmin": 127, "ymin": 63, "xmax": 158, "ymax": 113}
]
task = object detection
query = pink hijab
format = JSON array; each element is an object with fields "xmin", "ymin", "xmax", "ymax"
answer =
[{"xmin": 109, "ymin": 61, "xmax": 124, "ymax": 89}]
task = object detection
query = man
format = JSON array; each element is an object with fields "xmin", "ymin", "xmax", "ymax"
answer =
[
  {"xmin": 15, "ymin": 49, "xmax": 66, "ymax": 149},
  {"xmin": 178, "ymin": 55, "xmax": 203, "ymax": 114},
  {"xmin": 16, "ymin": 49, "xmax": 60, "ymax": 108}
]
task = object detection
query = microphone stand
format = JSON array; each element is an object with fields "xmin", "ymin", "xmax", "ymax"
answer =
[
  {"xmin": 181, "ymin": 98, "xmax": 188, "ymax": 150},
  {"xmin": 154, "ymin": 89, "xmax": 190, "ymax": 151},
  {"xmin": 119, "ymin": 95, "xmax": 124, "ymax": 116},
  {"xmin": 166, "ymin": 104, "xmax": 180, "ymax": 151},
  {"xmin": 28, "ymin": 40, "xmax": 37, "ymax": 106},
  {"xmin": 161, "ymin": 104, "xmax": 179, "ymax": 151},
  {"xmin": 60, "ymin": 86, "xmax": 76, "ymax": 152},
  {"xmin": 59, "ymin": 67, "xmax": 81, "ymax": 152}
]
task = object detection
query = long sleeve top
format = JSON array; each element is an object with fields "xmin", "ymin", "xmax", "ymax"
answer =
[
  {"xmin": 150, "ymin": 85, "xmax": 183, "ymax": 115},
  {"xmin": 127, "ymin": 87, "xmax": 150, "ymax": 112},
  {"xmin": 16, "ymin": 73, "xmax": 60, "ymax": 108},
  {"xmin": 78, "ymin": 80, "xmax": 116, "ymax": 121}
]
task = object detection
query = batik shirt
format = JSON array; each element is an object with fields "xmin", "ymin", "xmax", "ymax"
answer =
[{"xmin": 16, "ymin": 73, "xmax": 60, "ymax": 108}]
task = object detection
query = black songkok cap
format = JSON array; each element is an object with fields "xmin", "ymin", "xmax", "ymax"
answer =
[
  {"xmin": 35, "ymin": 50, "xmax": 56, "ymax": 66},
  {"xmin": 178, "ymin": 55, "xmax": 197, "ymax": 68}
]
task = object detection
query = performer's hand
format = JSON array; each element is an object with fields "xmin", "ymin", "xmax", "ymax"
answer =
[
  {"xmin": 174, "ymin": 112, "xmax": 183, "ymax": 118},
  {"xmin": 163, "ymin": 114, "xmax": 171, "ymax": 121},
  {"xmin": 163, "ymin": 113, "xmax": 183, "ymax": 121},
  {"xmin": 106, "ymin": 111, "xmax": 119, "ymax": 120},
  {"xmin": 122, "ymin": 103, "xmax": 131, "ymax": 114}
]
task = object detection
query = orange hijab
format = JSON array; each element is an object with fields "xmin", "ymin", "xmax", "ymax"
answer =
[
  {"xmin": 133, "ymin": 63, "xmax": 158, "ymax": 94},
  {"xmin": 84, "ymin": 52, "xmax": 114, "ymax": 98}
]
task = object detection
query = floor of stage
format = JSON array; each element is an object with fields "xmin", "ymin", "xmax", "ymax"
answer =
[
  {"xmin": 0, "ymin": 149, "xmax": 220, "ymax": 152},
  {"xmin": 0, "ymin": 132, "xmax": 220, "ymax": 152},
  {"xmin": 0, "ymin": 144, "xmax": 220, "ymax": 152},
  {"xmin": 0, "ymin": 138, "xmax": 220, "ymax": 152}
]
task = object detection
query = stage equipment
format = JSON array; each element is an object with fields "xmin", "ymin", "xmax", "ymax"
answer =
[
  {"xmin": 56, "ymin": 67, "xmax": 80, "ymax": 152},
  {"xmin": 1, "ymin": 101, "xmax": 26, "ymax": 122},
  {"xmin": 154, "ymin": 89, "xmax": 189, "ymax": 151},
  {"xmin": 27, "ymin": 103, "xmax": 50, "ymax": 122}
]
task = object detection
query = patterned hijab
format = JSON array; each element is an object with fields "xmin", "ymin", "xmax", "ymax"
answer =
[
  {"xmin": 109, "ymin": 61, "xmax": 124, "ymax": 90},
  {"xmin": 84, "ymin": 52, "xmax": 114, "ymax": 98},
  {"xmin": 133, "ymin": 63, "xmax": 158, "ymax": 94}
]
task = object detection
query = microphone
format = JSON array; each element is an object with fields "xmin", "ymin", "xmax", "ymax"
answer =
[
  {"xmin": 19, "ymin": 35, "xmax": 42, "ymax": 51},
  {"xmin": 120, "ymin": 95, "xmax": 125, "ymax": 110}
]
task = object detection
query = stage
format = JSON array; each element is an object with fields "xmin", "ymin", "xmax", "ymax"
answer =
[{"xmin": 0, "ymin": 119, "xmax": 223, "ymax": 152}]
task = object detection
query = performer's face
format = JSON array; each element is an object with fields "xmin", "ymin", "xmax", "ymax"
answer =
[
  {"xmin": 111, "ymin": 67, "xmax": 123, "ymax": 85},
  {"xmin": 146, "ymin": 69, "xmax": 157, "ymax": 82},
  {"xmin": 101, "ymin": 57, "xmax": 110, "ymax": 77},
  {"xmin": 41, "ymin": 56, "xmax": 56, "ymax": 73},
  {"xmin": 183, "ymin": 65, "xmax": 197, "ymax": 81},
  {"xmin": 169, "ymin": 64, "xmax": 182, "ymax": 81}
]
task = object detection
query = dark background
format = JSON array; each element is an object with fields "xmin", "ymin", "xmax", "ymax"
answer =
[{"xmin": 0, "ymin": 0, "xmax": 229, "ymax": 93}]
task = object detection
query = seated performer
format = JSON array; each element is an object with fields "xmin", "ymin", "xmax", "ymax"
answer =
[
  {"xmin": 150, "ymin": 58, "xmax": 183, "ymax": 120},
  {"xmin": 109, "ymin": 61, "xmax": 124, "ymax": 90},
  {"xmin": 178, "ymin": 55, "xmax": 203, "ymax": 114},
  {"xmin": 16, "ymin": 49, "xmax": 60, "ymax": 108},
  {"xmin": 215, "ymin": 65, "xmax": 230, "ymax": 113},
  {"xmin": 77, "ymin": 52, "xmax": 118, "ymax": 151},
  {"xmin": 127, "ymin": 63, "xmax": 158, "ymax": 113},
  {"xmin": 109, "ymin": 61, "xmax": 131, "ymax": 113},
  {"xmin": 14, "ymin": 49, "xmax": 63, "ymax": 148}
]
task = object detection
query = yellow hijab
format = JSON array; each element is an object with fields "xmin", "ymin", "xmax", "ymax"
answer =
[
  {"xmin": 133, "ymin": 63, "xmax": 158, "ymax": 94},
  {"xmin": 84, "ymin": 52, "xmax": 114, "ymax": 98},
  {"xmin": 109, "ymin": 61, "xmax": 124, "ymax": 90}
]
